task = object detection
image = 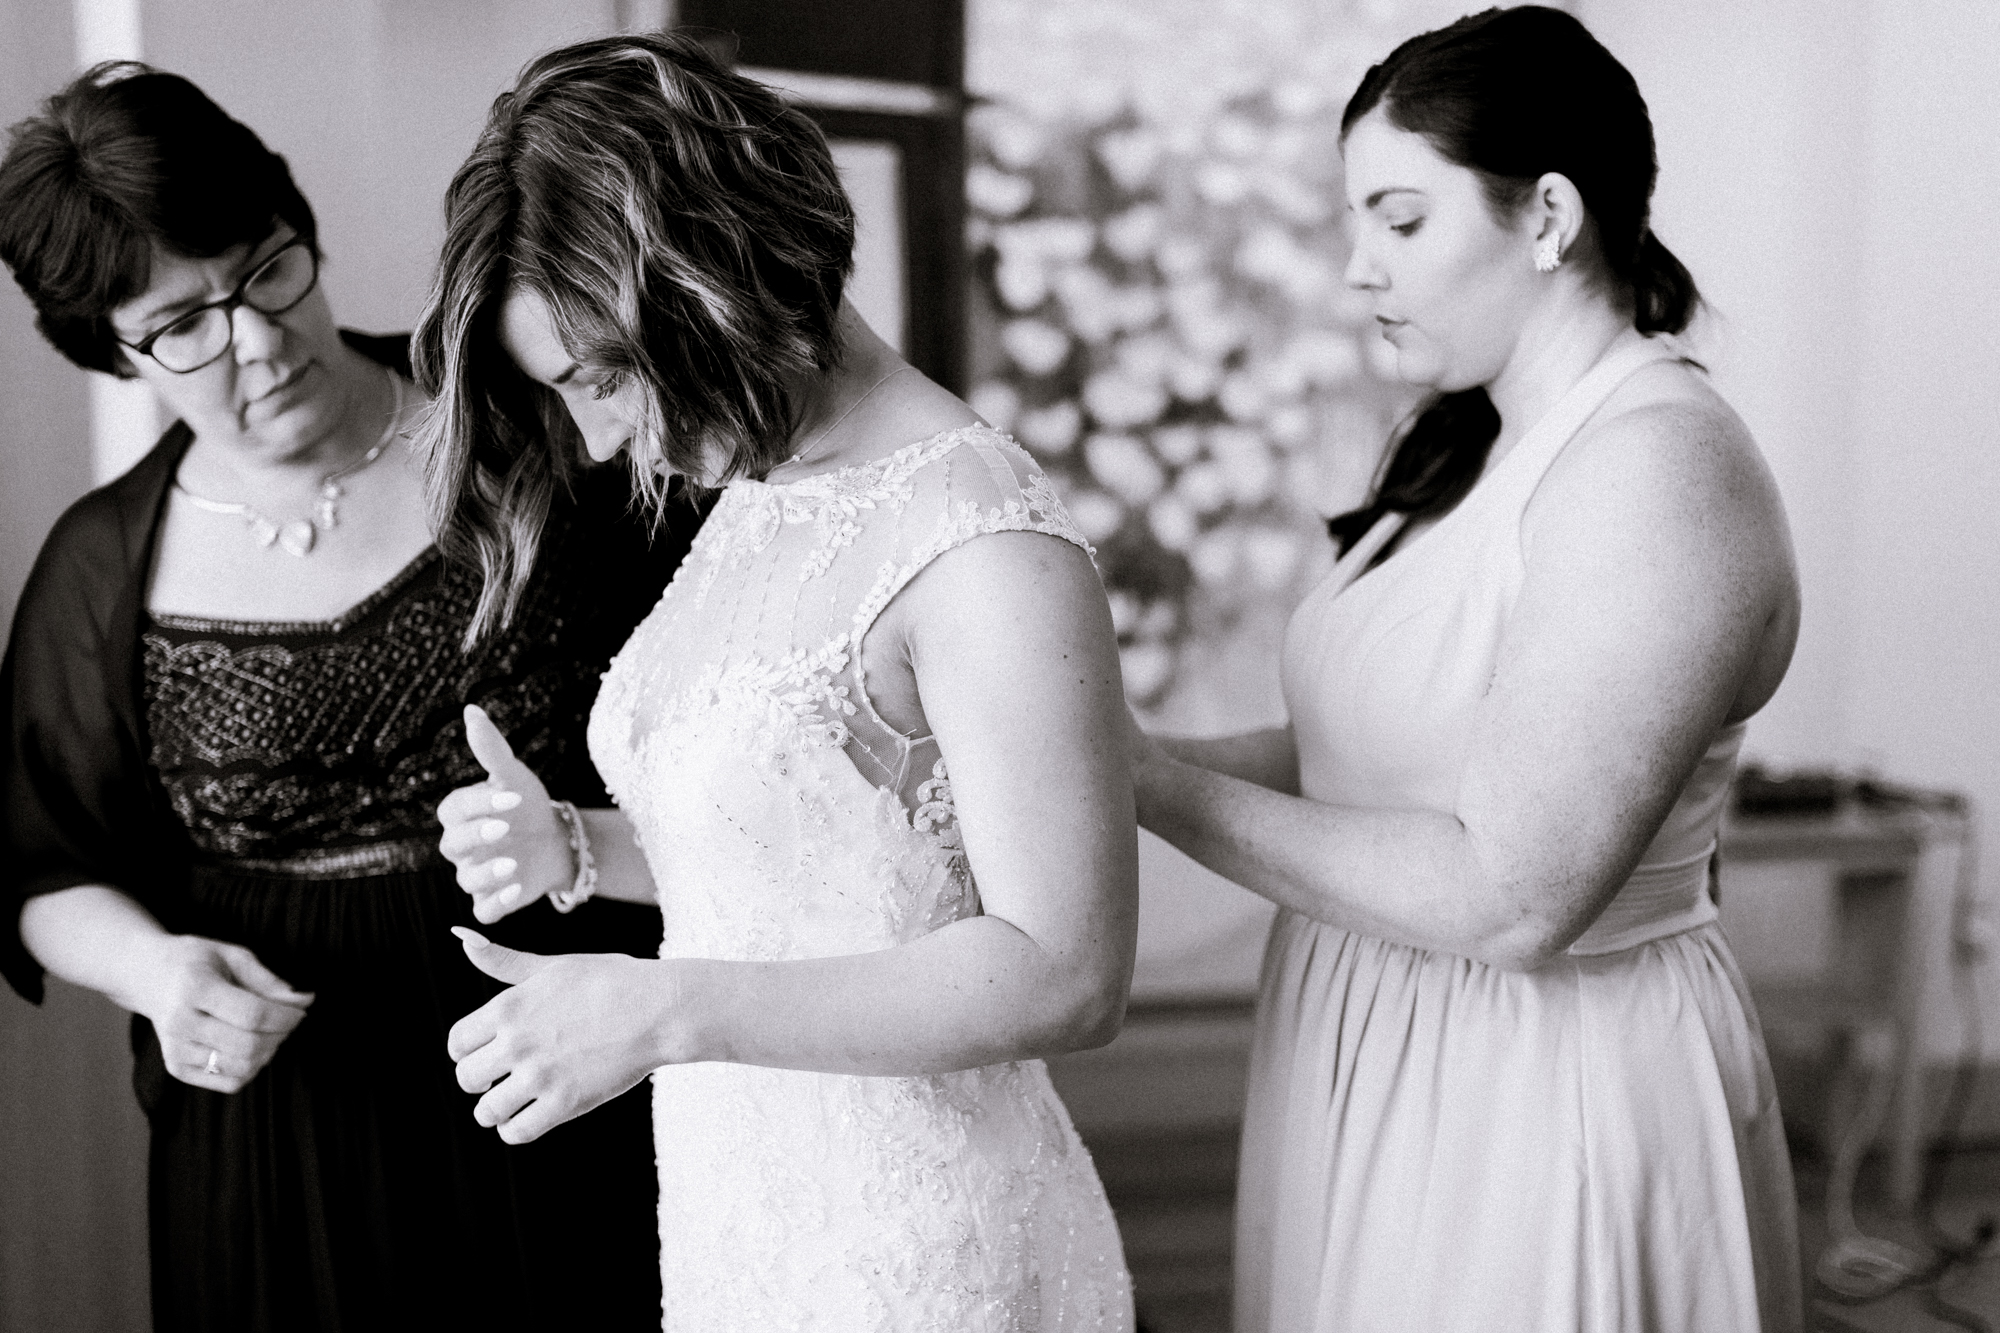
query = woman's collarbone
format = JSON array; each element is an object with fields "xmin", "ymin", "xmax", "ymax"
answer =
[{"xmin": 147, "ymin": 493, "xmax": 434, "ymax": 623}]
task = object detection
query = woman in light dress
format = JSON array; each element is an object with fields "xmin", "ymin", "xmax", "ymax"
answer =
[
  {"xmin": 418, "ymin": 32, "xmax": 1135, "ymax": 1332},
  {"xmin": 1130, "ymin": 9, "xmax": 1802, "ymax": 1331}
]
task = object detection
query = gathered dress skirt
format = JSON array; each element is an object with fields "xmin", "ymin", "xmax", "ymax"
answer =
[
  {"xmin": 140, "ymin": 862, "xmax": 664, "ymax": 1333},
  {"xmin": 1234, "ymin": 912, "xmax": 1800, "ymax": 1333}
]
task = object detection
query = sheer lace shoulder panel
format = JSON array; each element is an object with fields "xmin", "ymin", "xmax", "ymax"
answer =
[
  {"xmin": 592, "ymin": 425, "xmax": 1098, "ymax": 844},
  {"xmin": 688, "ymin": 426, "xmax": 996, "ymax": 608},
  {"xmin": 849, "ymin": 429, "xmax": 1095, "ymax": 640},
  {"xmin": 838, "ymin": 428, "xmax": 1097, "ymax": 807}
]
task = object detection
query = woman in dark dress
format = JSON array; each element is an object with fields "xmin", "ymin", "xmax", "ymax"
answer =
[{"xmin": 0, "ymin": 64, "xmax": 696, "ymax": 1331}]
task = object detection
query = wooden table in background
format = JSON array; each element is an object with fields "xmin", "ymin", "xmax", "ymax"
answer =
[{"xmin": 1718, "ymin": 804, "xmax": 1974, "ymax": 1210}]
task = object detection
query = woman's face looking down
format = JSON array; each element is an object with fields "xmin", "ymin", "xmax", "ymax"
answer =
[
  {"xmin": 498, "ymin": 285, "xmax": 651, "ymax": 467},
  {"xmin": 108, "ymin": 228, "xmax": 353, "ymax": 461},
  {"xmin": 1341, "ymin": 110, "xmax": 1544, "ymax": 395}
]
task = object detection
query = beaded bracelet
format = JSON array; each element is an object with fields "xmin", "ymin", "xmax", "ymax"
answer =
[{"xmin": 547, "ymin": 799, "xmax": 598, "ymax": 913}]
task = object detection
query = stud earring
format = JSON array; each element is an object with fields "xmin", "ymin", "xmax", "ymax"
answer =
[{"xmin": 1534, "ymin": 234, "xmax": 1563, "ymax": 273}]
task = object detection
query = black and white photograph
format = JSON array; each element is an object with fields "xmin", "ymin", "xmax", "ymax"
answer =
[{"xmin": 1, "ymin": 1, "xmax": 1996, "ymax": 1330}]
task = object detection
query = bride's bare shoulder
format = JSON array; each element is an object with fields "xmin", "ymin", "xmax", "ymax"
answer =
[{"xmin": 873, "ymin": 370, "xmax": 982, "ymax": 448}]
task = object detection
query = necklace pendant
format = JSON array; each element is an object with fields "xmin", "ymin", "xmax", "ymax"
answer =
[
  {"xmin": 174, "ymin": 365, "xmax": 402, "ymax": 559},
  {"xmin": 278, "ymin": 519, "xmax": 317, "ymax": 557}
]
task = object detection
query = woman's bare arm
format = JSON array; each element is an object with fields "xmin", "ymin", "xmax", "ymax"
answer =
[
  {"xmin": 437, "ymin": 711, "xmax": 661, "ymax": 921},
  {"xmin": 1150, "ymin": 727, "xmax": 1299, "ymax": 794},
  {"xmin": 20, "ymin": 885, "xmax": 313, "ymax": 1091},
  {"xmin": 442, "ymin": 532, "xmax": 1139, "ymax": 1143},
  {"xmin": 693, "ymin": 530, "xmax": 1138, "ymax": 1070},
  {"xmin": 1136, "ymin": 399, "xmax": 1797, "ymax": 972}
]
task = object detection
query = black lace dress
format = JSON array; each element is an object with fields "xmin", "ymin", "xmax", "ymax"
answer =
[
  {"xmin": 136, "ymin": 513, "xmax": 674, "ymax": 1330},
  {"xmin": 131, "ymin": 480, "xmax": 690, "ymax": 1332}
]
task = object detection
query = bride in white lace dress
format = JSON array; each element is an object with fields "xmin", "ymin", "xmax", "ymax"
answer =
[{"xmin": 416, "ymin": 33, "xmax": 1135, "ymax": 1332}]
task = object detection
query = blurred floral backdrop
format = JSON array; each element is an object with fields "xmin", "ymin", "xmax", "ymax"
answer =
[
  {"xmin": 965, "ymin": 0, "xmax": 1568, "ymax": 995},
  {"xmin": 966, "ymin": 0, "xmax": 1537, "ymax": 733}
]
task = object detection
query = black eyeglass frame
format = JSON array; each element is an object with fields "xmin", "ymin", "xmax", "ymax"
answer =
[{"xmin": 114, "ymin": 236, "xmax": 322, "ymax": 374}]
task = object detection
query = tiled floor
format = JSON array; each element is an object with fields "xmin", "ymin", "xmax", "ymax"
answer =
[{"xmin": 1079, "ymin": 1126, "xmax": 2000, "ymax": 1333}]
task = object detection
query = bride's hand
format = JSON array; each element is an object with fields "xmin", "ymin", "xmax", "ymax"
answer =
[
  {"xmin": 445, "ymin": 928, "xmax": 682, "ymax": 1143},
  {"xmin": 436, "ymin": 705, "xmax": 571, "ymax": 925}
]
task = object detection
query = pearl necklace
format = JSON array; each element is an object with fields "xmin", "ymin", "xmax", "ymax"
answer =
[{"xmin": 175, "ymin": 366, "xmax": 406, "ymax": 558}]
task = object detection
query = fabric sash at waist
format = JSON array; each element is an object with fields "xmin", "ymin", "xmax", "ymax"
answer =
[
  {"xmin": 1564, "ymin": 843, "xmax": 1718, "ymax": 956},
  {"xmin": 198, "ymin": 835, "xmax": 440, "ymax": 881}
]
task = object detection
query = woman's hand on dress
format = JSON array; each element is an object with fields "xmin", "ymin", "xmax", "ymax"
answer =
[
  {"xmin": 445, "ymin": 928, "xmax": 684, "ymax": 1144},
  {"xmin": 136, "ymin": 934, "xmax": 314, "ymax": 1094},
  {"xmin": 437, "ymin": 704, "xmax": 570, "ymax": 924}
]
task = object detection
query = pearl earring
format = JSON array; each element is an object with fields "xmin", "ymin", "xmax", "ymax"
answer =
[{"xmin": 1534, "ymin": 234, "xmax": 1563, "ymax": 273}]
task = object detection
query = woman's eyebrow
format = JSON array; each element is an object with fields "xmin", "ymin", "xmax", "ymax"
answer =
[
  {"xmin": 1364, "ymin": 187, "xmax": 1425, "ymax": 209},
  {"xmin": 551, "ymin": 362, "xmax": 582, "ymax": 386},
  {"xmin": 124, "ymin": 268, "xmax": 233, "ymax": 327},
  {"xmin": 123, "ymin": 232, "xmax": 297, "ymax": 328},
  {"xmin": 123, "ymin": 283, "xmax": 209, "ymax": 329}
]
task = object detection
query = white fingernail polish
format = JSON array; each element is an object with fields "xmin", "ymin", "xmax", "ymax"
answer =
[
  {"xmin": 490, "ymin": 857, "xmax": 517, "ymax": 879},
  {"xmin": 491, "ymin": 791, "xmax": 523, "ymax": 811},
  {"xmin": 498, "ymin": 883, "xmax": 523, "ymax": 905},
  {"xmin": 480, "ymin": 820, "xmax": 509, "ymax": 842}
]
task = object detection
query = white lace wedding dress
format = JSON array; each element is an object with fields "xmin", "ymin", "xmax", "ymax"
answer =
[{"xmin": 588, "ymin": 424, "xmax": 1135, "ymax": 1332}]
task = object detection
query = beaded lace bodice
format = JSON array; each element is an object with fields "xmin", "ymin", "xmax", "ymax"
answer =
[
  {"xmin": 591, "ymin": 425, "xmax": 1095, "ymax": 961},
  {"xmin": 141, "ymin": 479, "xmax": 655, "ymax": 877},
  {"xmin": 589, "ymin": 425, "xmax": 1132, "ymax": 1330}
]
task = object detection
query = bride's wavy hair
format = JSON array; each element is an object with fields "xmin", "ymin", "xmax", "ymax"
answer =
[
  {"xmin": 1327, "ymin": 6, "xmax": 1701, "ymax": 555},
  {"xmin": 412, "ymin": 30, "xmax": 855, "ymax": 640}
]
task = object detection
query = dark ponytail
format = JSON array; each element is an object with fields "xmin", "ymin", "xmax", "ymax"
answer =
[
  {"xmin": 1630, "ymin": 229, "xmax": 1698, "ymax": 335},
  {"xmin": 1327, "ymin": 390, "xmax": 1499, "ymax": 555},
  {"xmin": 1326, "ymin": 6, "xmax": 1697, "ymax": 555}
]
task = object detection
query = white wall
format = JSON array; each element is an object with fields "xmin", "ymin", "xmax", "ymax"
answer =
[
  {"xmin": 1582, "ymin": 0, "xmax": 2000, "ymax": 1057},
  {"xmin": 1845, "ymin": 2, "xmax": 2000, "ymax": 882},
  {"xmin": 144, "ymin": 0, "xmax": 626, "ymax": 335},
  {"xmin": 1580, "ymin": 0, "xmax": 1868, "ymax": 770},
  {"xmin": 0, "ymin": 2, "xmax": 150, "ymax": 1328},
  {"xmin": 0, "ymin": 7, "xmax": 95, "ymax": 638}
]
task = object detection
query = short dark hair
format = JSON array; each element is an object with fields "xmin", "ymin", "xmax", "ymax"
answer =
[
  {"xmin": 412, "ymin": 29, "xmax": 855, "ymax": 641},
  {"xmin": 0, "ymin": 61, "xmax": 317, "ymax": 375}
]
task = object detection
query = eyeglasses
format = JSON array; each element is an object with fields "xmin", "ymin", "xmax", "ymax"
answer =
[{"xmin": 117, "ymin": 238, "xmax": 320, "ymax": 374}]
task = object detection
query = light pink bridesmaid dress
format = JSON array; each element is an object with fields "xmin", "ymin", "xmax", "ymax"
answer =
[{"xmin": 1236, "ymin": 335, "xmax": 1802, "ymax": 1332}]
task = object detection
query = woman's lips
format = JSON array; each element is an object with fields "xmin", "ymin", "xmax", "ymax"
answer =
[
  {"xmin": 253, "ymin": 361, "xmax": 312, "ymax": 402},
  {"xmin": 235, "ymin": 360, "xmax": 317, "ymax": 429}
]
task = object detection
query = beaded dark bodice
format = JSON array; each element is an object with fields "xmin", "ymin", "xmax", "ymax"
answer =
[{"xmin": 142, "ymin": 511, "xmax": 644, "ymax": 876}]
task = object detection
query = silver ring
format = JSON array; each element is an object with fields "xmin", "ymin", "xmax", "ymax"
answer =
[{"xmin": 204, "ymin": 1049, "xmax": 221, "ymax": 1077}]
